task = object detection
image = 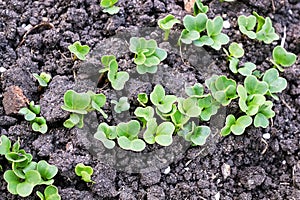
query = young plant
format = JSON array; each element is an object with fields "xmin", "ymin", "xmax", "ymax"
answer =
[
  {"xmin": 238, "ymin": 62, "xmax": 257, "ymax": 76},
  {"xmin": 270, "ymin": 45, "xmax": 297, "ymax": 72},
  {"xmin": 75, "ymin": 163, "xmax": 94, "ymax": 183},
  {"xmin": 134, "ymin": 106, "xmax": 155, "ymax": 127},
  {"xmin": 220, "ymin": 114, "xmax": 253, "ymax": 136},
  {"xmin": 224, "ymin": 42, "xmax": 244, "ymax": 73},
  {"xmin": 33, "ymin": 72, "xmax": 52, "ymax": 87},
  {"xmin": 256, "ymin": 17, "xmax": 279, "ymax": 44},
  {"xmin": 68, "ymin": 41, "xmax": 90, "ymax": 61},
  {"xmin": 61, "ymin": 90, "xmax": 107, "ymax": 128},
  {"xmin": 158, "ymin": 14, "xmax": 180, "ymax": 40},
  {"xmin": 193, "ymin": 0, "xmax": 209, "ymax": 15},
  {"xmin": 143, "ymin": 119, "xmax": 175, "ymax": 146},
  {"xmin": 36, "ymin": 185, "xmax": 61, "ymax": 200},
  {"xmin": 180, "ymin": 13, "xmax": 207, "ymax": 44},
  {"xmin": 205, "ymin": 75, "xmax": 238, "ymax": 106},
  {"xmin": 185, "ymin": 83, "xmax": 205, "ymax": 98},
  {"xmin": 262, "ymin": 68, "xmax": 287, "ymax": 100},
  {"xmin": 253, "ymin": 101, "xmax": 275, "ymax": 128},
  {"xmin": 150, "ymin": 84, "xmax": 177, "ymax": 113},
  {"xmin": 100, "ymin": 55, "xmax": 129, "ymax": 90},
  {"xmin": 94, "ymin": 123, "xmax": 117, "ymax": 149},
  {"xmin": 19, "ymin": 101, "xmax": 48, "ymax": 134},
  {"xmin": 129, "ymin": 37, "xmax": 167, "ymax": 74},
  {"xmin": 177, "ymin": 97, "xmax": 201, "ymax": 117},
  {"xmin": 170, "ymin": 110, "xmax": 190, "ymax": 129},
  {"xmin": 111, "ymin": 97, "xmax": 130, "ymax": 114},
  {"xmin": 178, "ymin": 122, "xmax": 211, "ymax": 146},
  {"xmin": 100, "ymin": 0, "xmax": 120, "ymax": 15},
  {"xmin": 198, "ymin": 94, "xmax": 220, "ymax": 121},
  {"xmin": 192, "ymin": 16, "xmax": 229, "ymax": 50},
  {"xmin": 116, "ymin": 120, "xmax": 145, "ymax": 151},
  {"xmin": 238, "ymin": 15, "xmax": 257, "ymax": 39},
  {"xmin": 0, "ymin": 135, "xmax": 11, "ymax": 155},
  {"xmin": 137, "ymin": 93, "xmax": 148, "ymax": 107}
]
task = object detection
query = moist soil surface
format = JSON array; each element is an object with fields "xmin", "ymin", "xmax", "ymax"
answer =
[{"xmin": 0, "ymin": 0, "xmax": 300, "ymax": 199}]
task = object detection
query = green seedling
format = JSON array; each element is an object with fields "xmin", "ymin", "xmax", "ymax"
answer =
[
  {"xmin": 134, "ymin": 106, "xmax": 155, "ymax": 127},
  {"xmin": 94, "ymin": 123, "xmax": 117, "ymax": 149},
  {"xmin": 99, "ymin": 55, "xmax": 116, "ymax": 73},
  {"xmin": 238, "ymin": 15, "xmax": 257, "ymax": 39},
  {"xmin": 0, "ymin": 135, "xmax": 11, "ymax": 155},
  {"xmin": 150, "ymin": 84, "xmax": 177, "ymax": 113},
  {"xmin": 262, "ymin": 68, "xmax": 287, "ymax": 100},
  {"xmin": 137, "ymin": 93, "xmax": 148, "ymax": 107},
  {"xmin": 106, "ymin": 58, "xmax": 129, "ymax": 90},
  {"xmin": 193, "ymin": 0, "xmax": 209, "ymax": 15},
  {"xmin": 111, "ymin": 97, "xmax": 130, "ymax": 114},
  {"xmin": 194, "ymin": 16, "xmax": 229, "ymax": 50},
  {"xmin": 178, "ymin": 122, "xmax": 211, "ymax": 146},
  {"xmin": 32, "ymin": 117, "xmax": 48, "ymax": 134},
  {"xmin": 252, "ymin": 11, "xmax": 265, "ymax": 32},
  {"xmin": 177, "ymin": 97, "xmax": 201, "ymax": 117},
  {"xmin": 143, "ymin": 119, "xmax": 175, "ymax": 146},
  {"xmin": 36, "ymin": 160, "xmax": 58, "ymax": 182},
  {"xmin": 256, "ymin": 17, "xmax": 279, "ymax": 44},
  {"xmin": 180, "ymin": 13, "xmax": 207, "ymax": 44},
  {"xmin": 100, "ymin": 0, "xmax": 120, "ymax": 15},
  {"xmin": 33, "ymin": 72, "xmax": 52, "ymax": 87},
  {"xmin": 116, "ymin": 120, "xmax": 145, "ymax": 151},
  {"xmin": 185, "ymin": 83, "xmax": 205, "ymax": 98},
  {"xmin": 75, "ymin": 163, "xmax": 94, "ymax": 183},
  {"xmin": 68, "ymin": 41, "xmax": 90, "ymax": 61},
  {"xmin": 244, "ymin": 75, "xmax": 268, "ymax": 95},
  {"xmin": 36, "ymin": 185, "xmax": 61, "ymax": 200},
  {"xmin": 62, "ymin": 90, "xmax": 107, "ymax": 128},
  {"xmin": 270, "ymin": 45, "xmax": 297, "ymax": 71},
  {"xmin": 129, "ymin": 37, "xmax": 167, "ymax": 74},
  {"xmin": 198, "ymin": 94, "xmax": 220, "ymax": 121},
  {"xmin": 156, "ymin": 104, "xmax": 177, "ymax": 121},
  {"xmin": 170, "ymin": 110, "xmax": 190, "ymax": 129},
  {"xmin": 224, "ymin": 42, "xmax": 245, "ymax": 73},
  {"xmin": 158, "ymin": 14, "xmax": 180, "ymax": 40},
  {"xmin": 205, "ymin": 75, "xmax": 238, "ymax": 106},
  {"xmin": 238, "ymin": 62, "xmax": 256, "ymax": 76},
  {"xmin": 221, "ymin": 114, "xmax": 253, "ymax": 136},
  {"xmin": 253, "ymin": 101, "xmax": 275, "ymax": 128}
]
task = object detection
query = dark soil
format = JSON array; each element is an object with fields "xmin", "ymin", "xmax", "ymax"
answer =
[{"xmin": 0, "ymin": 0, "xmax": 300, "ymax": 199}]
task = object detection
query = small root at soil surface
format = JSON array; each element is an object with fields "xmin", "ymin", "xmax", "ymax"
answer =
[
  {"xmin": 271, "ymin": 0, "xmax": 276, "ymax": 13},
  {"xmin": 261, "ymin": 138, "xmax": 269, "ymax": 155},
  {"xmin": 17, "ymin": 22, "xmax": 55, "ymax": 48}
]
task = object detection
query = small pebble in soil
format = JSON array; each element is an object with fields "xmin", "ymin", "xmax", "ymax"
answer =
[
  {"xmin": 263, "ymin": 133, "xmax": 271, "ymax": 139},
  {"xmin": 163, "ymin": 166, "xmax": 171, "ymax": 174},
  {"xmin": 221, "ymin": 163, "xmax": 231, "ymax": 179},
  {"xmin": 3, "ymin": 85, "xmax": 29, "ymax": 115},
  {"xmin": 223, "ymin": 20, "xmax": 231, "ymax": 29},
  {"xmin": 0, "ymin": 67, "xmax": 7, "ymax": 73}
]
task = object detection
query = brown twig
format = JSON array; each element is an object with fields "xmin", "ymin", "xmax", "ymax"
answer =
[
  {"xmin": 17, "ymin": 22, "xmax": 54, "ymax": 48},
  {"xmin": 271, "ymin": 0, "xmax": 276, "ymax": 13}
]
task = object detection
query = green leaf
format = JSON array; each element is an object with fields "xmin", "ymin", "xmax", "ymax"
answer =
[
  {"xmin": 37, "ymin": 160, "xmax": 58, "ymax": 180},
  {"xmin": 143, "ymin": 119, "xmax": 158, "ymax": 144},
  {"xmin": 150, "ymin": 84, "xmax": 177, "ymax": 113},
  {"xmin": 94, "ymin": 123, "xmax": 117, "ymax": 149},
  {"xmin": 237, "ymin": 15, "xmax": 257, "ymax": 39},
  {"xmin": 155, "ymin": 122, "xmax": 175, "ymax": 146},
  {"xmin": 171, "ymin": 110, "xmax": 190, "ymax": 128},
  {"xmin": 137, "ymin": 93, "xmax": 148, "ymax": 106},
  {"xmin": 63, "ymin": 113, "xmax": 81, "ymax": 129},
  {"xmin": 75, "ymin": 163, "xmax": 94, "ymax": 183},
  {"xmin": 117, "ymin": 120, "xmax": 140, "ymax": 139},
  {"xmin": 198, "ymin": 95, "xmax": 220, "ymax": 121},
  {"xmin": 103, "ymin": 6, "xmax": 120, "ymax": 15},
  {"xmin": 244, "ymin": 75, "xmax": 268, "ymax": 95},
  {"xmin": 272, "ymin": 45, "xmax": 297, "ymax": 68},
  {"xmin": 144, "ymin": 55, "xmax": 160, "ymax": 67},
  {"xmin": 158, "ymin": 14, "xmax": 180, "ymax": 30},
  {"xmin": 230, "ymin": 115, "xmax": 253, "ymax": 135},
  {"xmin": 17, "ymin": 170, "xmax": 42, "ymax": 197},
  {"xmin": 253, "ymin": 11, "xmax": 265, "ymax": 32},
  {"xmin": 0, "ymin": 135, "xmax": 11, "ymax": 155},
  {"xmin": 183, "ymin": 13, "xmax": 208, "ymax": 33},
  {"xmin": 134, "ymin": 106, "xmax": 154, "ymax": 122},
  {"xmin": 229, "ymin": 57, "xmax": 239, "ymax": 74},
  {"xmin": 61, "ymin": 90, "xmax": 90, "ymax": 114},
  {"xmin": 194, "ymin": 0, "xmax": 209, "ymax": 15},
  {"xmin": 229, "ymin": 42, "xmax": 244, "ymax": 58},
  {"xmin": 136, "ymin": 65, "xmax": 158, "ymax": 74},
  {"xmin": 111, "ymin": 97, "xmax": 130, "ymax": 113},
  {"xmin": 68, "ymin": 41, "xmax": 90, "ymax": 61},
  {"xmin": 254, "ymin": 113, "xmax": 269, "ymax": 128},
  {"xmin": 101, "ymin": 0, "xmax": 118, "ymax": 8},
  {"xmin": 37, "ymin": 185, "xmax": 61, "ymax": 200},
  {"xmin": 263, "ymin": 68, "xmax": 287, "ymax": 95},
  {"xmin": 177, "ymin": 97, "xmax": 201, "ymax": 117},
  {"xmin": 185, "ymin": 83, "xmax": 204, "ymax": 98},
  {"xmin": 193, "ymin": 35, "xmax": 214, "ymax": 47},
  {"xmin": 206, "ymin": 16, "xmax": 223, "ymax": 36},
  {"xmin": 180, "ymin": 30, "xmax": 200, "ymax": 44},
  {"xmin": 256, "ymin": 17, "xmax": 279, "ymax": 44},
  {"xmin": 210, "ymin": 33, "xmax": 229, "ymax": 50},
  {"xmin": 190, "ymin": 126, "xmax": 210, "ymax": 146},
  {"xmin": 238, "ymin": 62, "xmax": 256, "ymax": 76}
]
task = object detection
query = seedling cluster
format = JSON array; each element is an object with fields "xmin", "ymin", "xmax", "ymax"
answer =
[
  {"xmin": 33, "ymin": 72, "xmax": 52, "ymax": 87},
  {"xmin": 0, "ymin": 135, "xmax": 60, "ymax": 199},
  {"xmin": 19, "ymin": 101, "xmax": 48, "ymax": 134},
  {"xmin": 75, "ymin": 163, "xmax": 94, "ymax": 183}
]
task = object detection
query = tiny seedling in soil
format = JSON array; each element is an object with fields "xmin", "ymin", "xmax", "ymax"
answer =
[
  {"xmin": 170, "ymin": 109, "xmax": 190, "ymax": 129},
  {"xmin": 68, "ymin": 41, "xmax": 90, "ymax": 61},
  {"xmin": 150, "ymin": 84, "xmax": 177, "ymax": 114},
  {"xmin": 205, "ymin": 75, "xmax": 238, "ymax": 106},
  {"xmin": 178, "ymin": 122, "xmax": 211, "ymax": 146},
  {"xmin": 75, "ymin": 163, "xmax": 94, "ymax": 183},
  {"xmin": 221, "ymin": 114, "xmax": 253, "ymax": 136},
  {"xmin": 223, "ymin": 42, "xmax": 244, "ymax": 73},
  {"xmin": 253, "ymin": 101, "xmax": 275, "ymax": 128},
  {"xmin": 129, "ymin": 37, "xmax": 167, "ymax": 74},
  {"xmin": 94, "ymin": 123, "xmax": 117, "ymax": 149},
  {"xmin": 100, "ymin": 0, "xmax": 120, "ymax": 15},
  {"xmin": 143, "ymin": 119, "xmax": 175, "ymax": 146},
  {"xmin": 270, "ymin": 45, "xmax": 297, "ymax": 72},
  {"xmin": 134, "ymin": 106, "xmax": 155, "ymax": 127},
  {"xmin": 116, "ymin": 120, "xmax": 145, "ymax": 152},
  {"xmin": 137, "ymin": 93, "xmax": 148, "ymax": 107},
  {"xmin": 262, "ymin": 68, "xmax": 287, "ymax": 100},
  {"xmin": 36, "ymin": 185, "xmax": 61, "ymax": 200},
  {"xmin": 111, "ymin": 97, "xmax": 130, "ymax": 114},
  {"xmin": 185, "ymin": 83, "xmax": 205, "ymax": 98},
  {"xmin": 238, "ymin": 15, "xmax": 257, "ymax": 39},
  {"xmin": 158, "ymin": 14, "xmax": 180, "ymax": 40},
  {"xmin": 32, "ymin": 72, "xmax": 52, "ymax": 87},
  {"xmin": 100, "ymin": 55, "xmax": 129, "ymax": 90},
  {"xmin": 193, "ymin": 0, "xmax": 209, "ymax": 15},
  {"xmin": 177, "ymin": 97, "xmax": 201, "ymax": 117},
  {"xmin": 198, "ymin": 94, "xmax": 220, "ymax": 121},
  {"xmin": 238, "ymin": 62, "xmax": 257, "ymax": 76}
]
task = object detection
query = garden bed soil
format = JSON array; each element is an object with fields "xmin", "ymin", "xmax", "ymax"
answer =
[{"xmin": 0, "ymin": 0, "xmax": 300, "ymax": 199}]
